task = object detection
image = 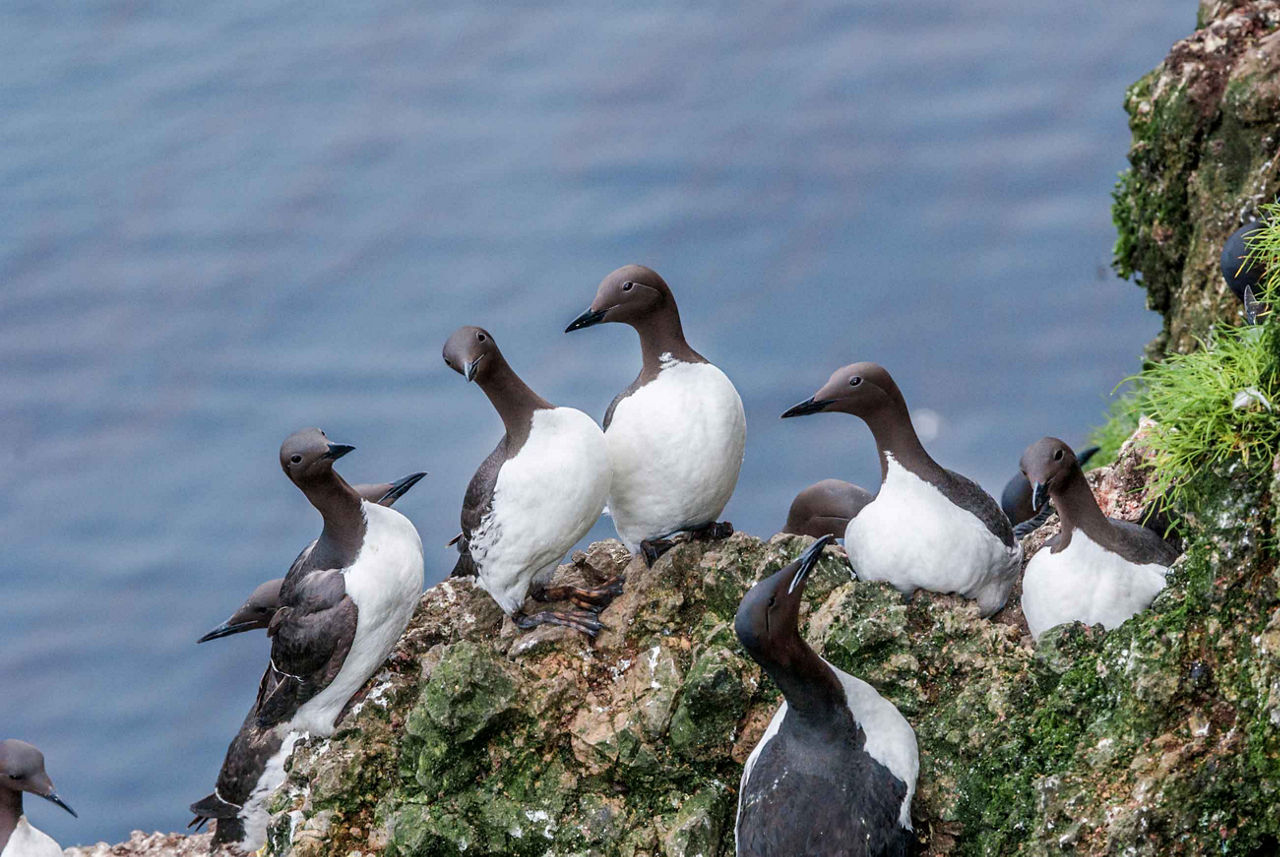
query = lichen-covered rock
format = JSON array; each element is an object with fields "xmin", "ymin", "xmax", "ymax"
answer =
[{"xmin": 1112, "ymin": 0, "xmax": 1280, "ymax": 355}]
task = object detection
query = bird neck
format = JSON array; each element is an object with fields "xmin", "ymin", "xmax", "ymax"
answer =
[
  {"xmin": 1052, "ymin": 467, "xmax": 1111, "ymax": 547},
  {"xmin": 300, "ymin": 470, "xmax": 365, "ymax": 553},
  {"xmin": 759, "ymin": 637, "xmax": 849, "ymax": 725},
  {"xmin": 633, "ymin": 304, "xmax": 704, "ymax": 378},
  {"xmin": 0, "ymin": 788, "xmax": 21, "ymax": 852},
  {"xmin": 863, "ymin": 402, "xmax": 937, "ymax": 484},
  {"xmin": 476, "ymin": 354, "xmax": 553, "ymax": 450}
]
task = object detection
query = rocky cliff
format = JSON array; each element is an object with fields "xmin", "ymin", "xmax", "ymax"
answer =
[{"xmin": 69, "ymin": 3, "xmax": 1280, "ymax": 855}]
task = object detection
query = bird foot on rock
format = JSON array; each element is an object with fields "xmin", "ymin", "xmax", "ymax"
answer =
[
  {"xmin": 531, "ymin": 577, "xmax": 626, "ymax": 612},
  {"xmin": 514, "ymin": 608, "xmax": 605, "ymax": 638}
]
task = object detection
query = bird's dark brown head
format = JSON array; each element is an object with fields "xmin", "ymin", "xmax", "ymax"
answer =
[
  {"xmin": 279, "ymin": 428, "xmax": 354, "ymax": 484},
  {"xmin": 1019, "ymin": 436, "xmax": 1078, "ymax": 512},
  {"xmin": 0, "ymin": 739, "xmax": 76, "ymax": 817},
  {"xmin": 443, "ymin": 325, "xmax": 503, "ymax": 384},
  {"xmin": 735, "ymin": 536, "xmax": 833, "ymax": 669},
  {"xmin": 781, "ymin": 361, "xmax": 903, "ymax": 420},
  {"xmin": 565, "ymin": 264, "xmax": 674, "ymax": 332}
]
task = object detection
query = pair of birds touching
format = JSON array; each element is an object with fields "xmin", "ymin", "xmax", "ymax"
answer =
[{"xmin": 5, "ymin": 263, "xmax": 1182, "ymax": 856}]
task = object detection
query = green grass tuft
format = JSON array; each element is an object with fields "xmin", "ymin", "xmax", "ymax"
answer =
[{"xmin": 1243, "ymin": 201, "xmax": 1280, "ymax": 305}]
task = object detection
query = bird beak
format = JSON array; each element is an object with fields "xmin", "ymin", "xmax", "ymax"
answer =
[
  {"xmin": 780, "ymin": 397, "xmax": 834, "ymax": 419},
  {"xmin": 565, "ymin": 307, "xmax": 608, "ymax": 333},
  {"xmin": 377, "ymin": 472, "xmax": 427, "ymax": 505},
  {"xmin": 788, "ymin": 534, "xmax": 834, "ymax": 594},
  {"xmin": 1031, "ymin": 482, "xmax": 1049, "ymax": 513},
  {"xmin": 197, "ymin": 620, "xmax": 259, "ymax": 644},
  {"xmin": 324, "ymin": 443, "xmax": 356, "ymax": 460},
  {"xmin": 41, "ymin": 791, "xmax": 77, "ymax": 818},
  {"xmin": 463, "ymin": 354, "xmax": 484, "ymax": 382}
]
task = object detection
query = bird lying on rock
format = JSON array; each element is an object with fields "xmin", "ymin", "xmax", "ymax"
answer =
[
  {"xmin": 445, "ymin": 326, "xmax": 618, "ymax": 637},
  {"xmin": 735, "ymin": 536, "xmax": 918, "ymax": 856},
  {"xmin": 781, "ymin": 478, "xmax": 875, "ymax": 539},
  {"xmin": 197, "ymin": 472, "xmax": 425, "ymax": 643},
  {"xmin": 566, "ymin": 265, "xmax": 746, "ymax": 565},
  {"xmin": 0, "ymin": 740, "xmax": 76, "ymax": 857},
  {"xmin": 1019, "ymin": 437, "xmax": 1179, "ymax": 641},
  {"xmin": 783, "ymin": 362, "xmax": 1021, "ymax": 616},
  {"xmin": 190, "ymin": 429, "xmax": 424, "ymax": 850}
]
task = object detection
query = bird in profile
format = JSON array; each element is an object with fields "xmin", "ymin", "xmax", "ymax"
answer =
[
  {"xmin": 566, "ymin": 265, "xmax": 746, "ymax": 565},
  {"xmin": 190, "ymin": 429, "xmax": 424, "ymax": 850},
  {"xmin": 0, "ymin": 739, "xmax": 76, "ymax": 857},
  {"xmin": 783, "ymin": 362, "xmax": 1021, "ymax": 616},
  {"xmin": 445, "ymin": 326, "xmax": 617, "ymax": 636},
  {"xmin": 196, "ymin": 471, "xmax": 425, "ymax": 643},
  {"xmin": 735, "ymin": 536, "xmax": 918, "ymax": 855},
  {"xmin": 1019, "ymin": 437, "xmax": 1179, "ymax": 640}
]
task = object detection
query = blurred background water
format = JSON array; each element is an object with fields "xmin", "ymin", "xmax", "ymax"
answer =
[{"xmin": 1, "ymin": 0, "xmax": 1192, "ymax": 846}]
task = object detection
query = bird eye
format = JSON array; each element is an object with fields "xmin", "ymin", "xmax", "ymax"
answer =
[
  {"xmin": 1054, "ymin": 449, "xmax": 1064, "ymax": 461},
  {"xmin": 622, "ymin": 281, "xmax": 634, "ymax": 292},
  {"xmin": 290, "ymin": 454, "xmax": 302, "ymax": 464},
  {"xmin": 849, "ymin": 377, "xmax": 862, "ymax": 387},
  {"xmin": 477, "ymin": 332, "xmax": 487, "ymax": 342}
]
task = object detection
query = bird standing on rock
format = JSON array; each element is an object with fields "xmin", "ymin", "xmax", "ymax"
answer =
[
  {"xmin": 566, "ymin": 265, "xmax": 746, "ymax": 564},
  {"xmin": 783, "ymin": 362, "xmax": 1021, "ymax": 616},
  {"xmin": 735, "ymin": 536, "xmax": 918, "ymax": 856},
  {"xmin": 1019, "ymin": 437, "xmax": 1179, "ymax": 640},
  {"xmin": 0, "ymin": 740, "xmax": 76, "ymax": 857},
  {"xmin": 444, "ymin": 326, "xmax": 617, "ymax": 637},
  {"xmin": 197, "ymin": 472, "xmax": 426, "ymax": 643},
  {"xmin": 190, "ymin": 428, "xmax": 424, "ymax": 850}
]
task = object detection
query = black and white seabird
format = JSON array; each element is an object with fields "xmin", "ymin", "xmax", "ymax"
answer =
[
  {"xmin": 0, "ymin": 740, "xmax": 76, "ymax": 857},
  {"xmin": 782, "ymin": 362, "xmax": 1021, "ymax": 616},
  {"xmin": 735, "ymin": 536, "xmax": 918, "ymax": 855},
  {"xmin": 782, "ymin": 479, "xmax": 875, "ymax": 539},
  {"xmin": 1001, "ymin": 445, "xmax": 1099, "ymax": 537},
  {"xmin": 196, "ymin": 471, "xmax": 425, "ymax": 643},
  {"xmin": 565, "ymin": 265, "xmax": 746, "ymax": 563},
  {"xmin": 1220, "ymin": 219, "xmax": 1269, "ymax": 324},
  {"xmin": 191, "ymin": 429, "xmax": 424, "ymax": 850},
  {"xmin": 444, "ymin": 326, "xmax": 616, "ymax": 636},
  {"xmin": 1019, "ymin": 437, "xmax": 1179, "ymax": 640}
]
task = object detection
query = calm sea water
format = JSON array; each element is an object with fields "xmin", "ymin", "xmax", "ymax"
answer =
[{"xmin": 1, "ymin": 0, "xmax": 1192, "ymax": 846}]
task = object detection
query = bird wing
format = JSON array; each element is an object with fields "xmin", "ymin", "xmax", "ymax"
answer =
[
  {"xmin": 253, "ymin": 569, "xmax": 358, "ymax": 728},
  {"xmin": 452, "ymin": 438, "xmax": 507, "ymax": 577},
  {"xmin": 941, "ymin": 469, "xmax": 1018, "ymax": 548}
]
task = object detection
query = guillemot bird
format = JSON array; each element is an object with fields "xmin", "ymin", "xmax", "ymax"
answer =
[
  {"xmin": 565, "ymin": 265, "xmax": 746, "ymax": 564},
  {"xmin": 197, "ymin": 471, "xmax": 425, "ymax": 643},
  {"xmin": 190, "ymin": 429, "xmax": 424, "ymax": 850},
  {"xmin": 782, "ymin": 478, "xmax": 875, "ymax": 539},
  {"xmin": 1019, "ymin": 437, "xmax": 1179, "ymax": 640},
  {"xmin": 444, "ymin": 326, "xmax": 616, "ymax": 636},
  {"xmin": 0, "ymin": 740, "xmax": 76, "ymax": 857},
  {"xmin": 735, "ymin": 536, "xmax": 918, "ymax": 855},
  {"xmin": 783, "ymin": 362, "xmax": 1021, "ymax": 616},
  {"xmin": 1220, "ymin": 220, "xmax": 1270, "ymax": 324},
  {"xmin": 1001, "ymin": 445, "xmax": 1099, "ymax": 537}
]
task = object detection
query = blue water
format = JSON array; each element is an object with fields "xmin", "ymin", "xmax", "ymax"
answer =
[{"xmin": 1, "ymin": 0, "xmax": 1191, "ymax": 846}]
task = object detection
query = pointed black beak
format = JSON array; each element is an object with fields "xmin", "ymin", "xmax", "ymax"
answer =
[
  {"xmin": 1075, "ymin": 445, "xmax": 1101, "ymax": 468},
  {"xmin": 41, "ymin": 791, "xmax": 77, "ymax": 818},
  {"xmin": 197, "ymin": 620, "xmax": 260, "ymax": 644},
  {"xmin": 1031, "ymin": 482, "xmax": 1049, "ymax": 513},
  {"xmin": 781, "ymin": 397, "xmax": 834, "ymax": 419},
  {"xmin": 377, "ymin": 472, "xmax": 427, "ymax": 505},
  {"xmin": 565, "ymin": 307, "xmax": 607, "ymax": 333},
  {"xmin": 463, "ymin": 355, "xmax": 484, "ymax": 382},
  {"xmin": 325, "ymin": 443, "xmax": 355, "ymax": 460},
  {"xmin": 788, "ymin": 534, "xmax": 834, "ymax": 594}
]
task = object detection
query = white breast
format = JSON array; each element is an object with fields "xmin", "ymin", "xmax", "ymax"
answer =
[
  {"xmin": 736, "ymin": 659, "xmax": 918, "ymax": 838},
  {"xmin": 845, "ymin": 455, "xmax": 1020, "ymax": 616},
  {"xmin": 605, "ymin": 360, "xmax": 746, "ymax": 551},
  {"xmin": 236, "ymin": 731, "xmax": 302, "ymax": 853},
  {"xmin": 1022, "ymin": 530, "xmax": 1169, "ymax": 640},
  {"xmin": 1, "ymin": 816, "xmax": 62, "ymax": 857},
  {"xmin": 289, "ymin": 501, "xmax": 424, "ymax": 736},
  {"xmin": 470, "ymin": 407, "xmax": 611, "ymax": 614}
]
